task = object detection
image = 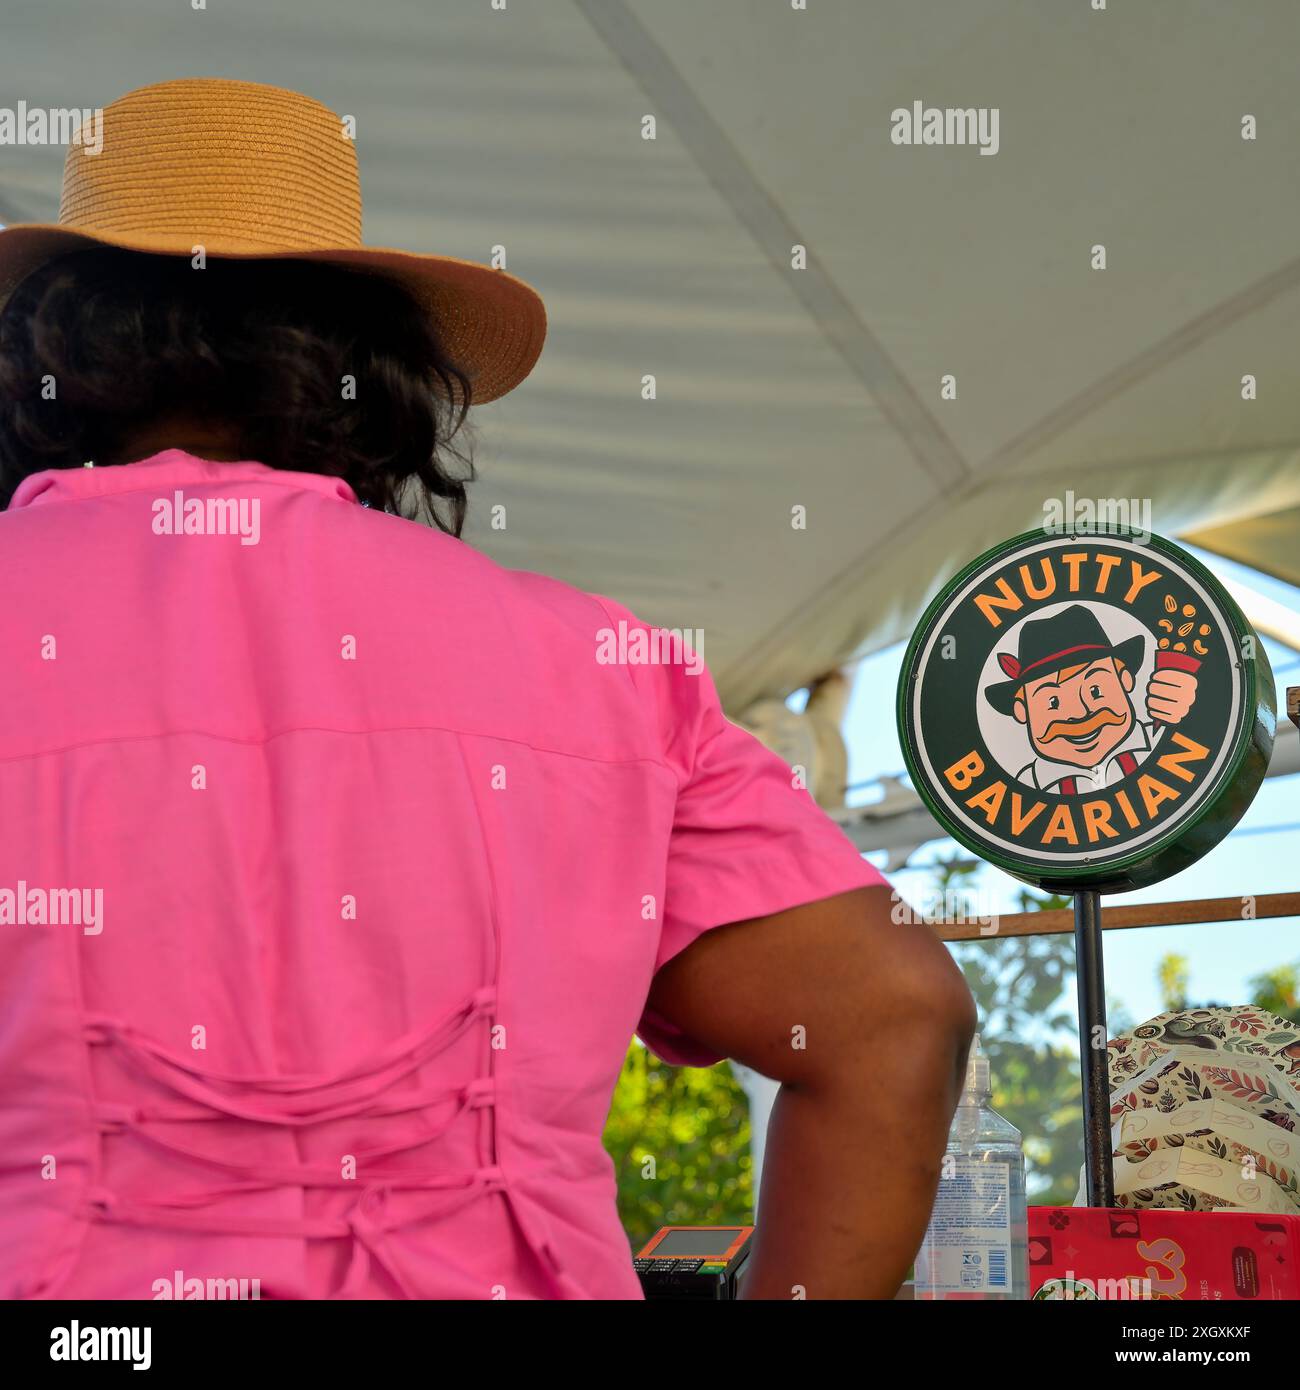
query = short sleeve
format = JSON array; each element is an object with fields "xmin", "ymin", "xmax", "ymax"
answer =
[{"xmin": 592, "ymin": 597, "xmax": 888, "ymax": 1067}]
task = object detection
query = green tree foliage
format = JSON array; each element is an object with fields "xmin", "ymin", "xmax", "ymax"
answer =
[
  {"xmin": 1155, "ymin": 952, "xmax": 1300, "ymax": 1024},
  {"xmin": 603, "ymin": 1041, "xmax": 752, "ymax": 1252},
  {"xmin": 1157, "ymin": 952, "xmax": 1190, "ymax": 1012},
  {"xmin": 1247, "ymin": 964, "xmax": 1300, "ymax": 1023}
]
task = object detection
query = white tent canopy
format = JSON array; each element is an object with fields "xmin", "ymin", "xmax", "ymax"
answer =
[{"xmin": 2, "ymin": 0, "xmax": 1298, "ymax": 713}]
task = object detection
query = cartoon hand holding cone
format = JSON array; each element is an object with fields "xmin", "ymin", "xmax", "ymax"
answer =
[{"xmin": 1149, "ymin": 594, "xmax": 1205, "ymax": 725}]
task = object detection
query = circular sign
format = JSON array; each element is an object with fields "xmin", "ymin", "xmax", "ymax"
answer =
[
  {"xmin": 897, "ymin": 527, "xmax": 1276, "ymax": 893},
  {"xmin": 1033, "ymin": 1278, "xmax": 1098, "ymax": 1301}
]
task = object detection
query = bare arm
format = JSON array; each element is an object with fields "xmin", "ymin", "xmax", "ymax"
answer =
[{"xmin": 645, "ymin": 884, "xmax": 976, "ymax": 1299}]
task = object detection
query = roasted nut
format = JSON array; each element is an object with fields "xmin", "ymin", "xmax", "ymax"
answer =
[
  {"xmin": 1164, "ymin": 595, "xmax": 1177, "ymax": 613},
  {"xmin": 1177, "ymin": 621, "xmax": 1194, "ymax": 637}
]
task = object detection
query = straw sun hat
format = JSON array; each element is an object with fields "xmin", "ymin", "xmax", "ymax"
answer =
[{"xmin": 0, "ymin": 77, "xmax": 547, "ymax": 403}]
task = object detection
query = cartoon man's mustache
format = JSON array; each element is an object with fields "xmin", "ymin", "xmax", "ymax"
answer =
[{"xmin": 1039, "ymin": 707, "xmax": 1127, "ymax": 743}]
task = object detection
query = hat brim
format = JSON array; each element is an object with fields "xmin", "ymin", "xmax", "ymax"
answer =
[
  {"xmin": 0, "ymin": 224, "xmax": 546, "ymax": 406},
  {"xmin": 984, "ymin": 631, "xmax": 1148, "ymax": 716}
]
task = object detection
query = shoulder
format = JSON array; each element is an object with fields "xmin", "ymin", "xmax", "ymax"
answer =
[
  {"xmin": 332, "ymin": 513, "xmax": 700, "ymax": 767},
  {"xmin": 351, "ymin": 510, "xmax": 615, "ymax": 632}
]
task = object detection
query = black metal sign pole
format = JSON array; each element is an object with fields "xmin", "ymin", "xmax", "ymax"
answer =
[{"xmin": 1073, "ymin": 888, "xmax": 1114, "ymax": 1207}]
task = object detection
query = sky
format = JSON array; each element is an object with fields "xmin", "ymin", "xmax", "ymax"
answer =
[{"xmin": 836, "ymin": 550, "xmax": 1299, "ymax": 1032}]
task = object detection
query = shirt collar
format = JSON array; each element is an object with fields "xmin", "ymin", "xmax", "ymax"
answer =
[{"xmin": 7, "ymin": 449, "xmax": 360, "ymax": 510}]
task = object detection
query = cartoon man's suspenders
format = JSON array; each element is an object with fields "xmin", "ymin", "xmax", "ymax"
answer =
[{"xmin": 1057, "ymin": 749, "xmax": 1140, "ymax": 796}]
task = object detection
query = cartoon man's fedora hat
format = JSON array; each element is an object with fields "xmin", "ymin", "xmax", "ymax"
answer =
[
  {"xmin": 0, "ymin": 77, "xmax": 546, "ymax": 405},
  {"xmin": 984, "ymin": 604, "xmax": 1146, "ymax": 716}
]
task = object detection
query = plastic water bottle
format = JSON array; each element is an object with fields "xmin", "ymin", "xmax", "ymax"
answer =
[{"xmin": 915, "ymin": 1034, "xmax": 1028, "ymax": 1300}]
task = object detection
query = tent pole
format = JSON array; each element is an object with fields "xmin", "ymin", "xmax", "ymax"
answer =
[{"xmin": 1073, "ymin": 888, "xmax": 1114, "ymax": 1207}]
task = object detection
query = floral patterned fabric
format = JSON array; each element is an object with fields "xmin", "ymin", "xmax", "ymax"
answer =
[{"xmin": 1104, "ymin": 1007, "xmax": 1300, "ymax": 1214}]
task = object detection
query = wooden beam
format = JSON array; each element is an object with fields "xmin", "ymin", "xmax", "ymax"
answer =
[{"xmin": 934, "ymin": 892, "xmax": 1300, "ymax": 942}]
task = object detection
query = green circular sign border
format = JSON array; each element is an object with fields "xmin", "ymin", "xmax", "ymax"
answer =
[{"xmin": 895, "ymin": 526, "xmax": 1277, "ymax": 894}]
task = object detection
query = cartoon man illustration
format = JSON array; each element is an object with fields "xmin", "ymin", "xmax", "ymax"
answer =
[{"xmin": 984, "ymin": 605, "xmax": 1198, "ymax": 794}]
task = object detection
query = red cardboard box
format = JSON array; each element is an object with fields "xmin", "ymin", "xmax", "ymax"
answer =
[{"xmin": 1028, "ymin": 1207, "xmax": 1300, "ymax": 1300}]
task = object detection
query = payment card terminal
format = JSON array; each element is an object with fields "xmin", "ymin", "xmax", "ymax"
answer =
[{"xmin": 634, "ymin": 1225, "xmax": 755, "ymax": 1300}]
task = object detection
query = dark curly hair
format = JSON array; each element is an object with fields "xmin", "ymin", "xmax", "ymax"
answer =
[{"xmin": 0, "ymin": 247, "xmax": 476, "ymax": 531}]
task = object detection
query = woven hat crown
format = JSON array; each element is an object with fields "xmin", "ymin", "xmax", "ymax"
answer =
[{"xmin": 60, "ymin": 78, "xmax": 363, "ymax": 254}]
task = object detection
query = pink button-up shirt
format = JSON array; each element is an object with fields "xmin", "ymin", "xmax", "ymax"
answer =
[{"xmin": 0, "ymin": 450, "xmax": 881, "ymax": 1299}]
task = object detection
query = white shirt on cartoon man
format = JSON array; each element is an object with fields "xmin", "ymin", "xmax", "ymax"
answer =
[{"xmin": 1017, "ymin": 719, "xmax": 1157, "ymax": 795}]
